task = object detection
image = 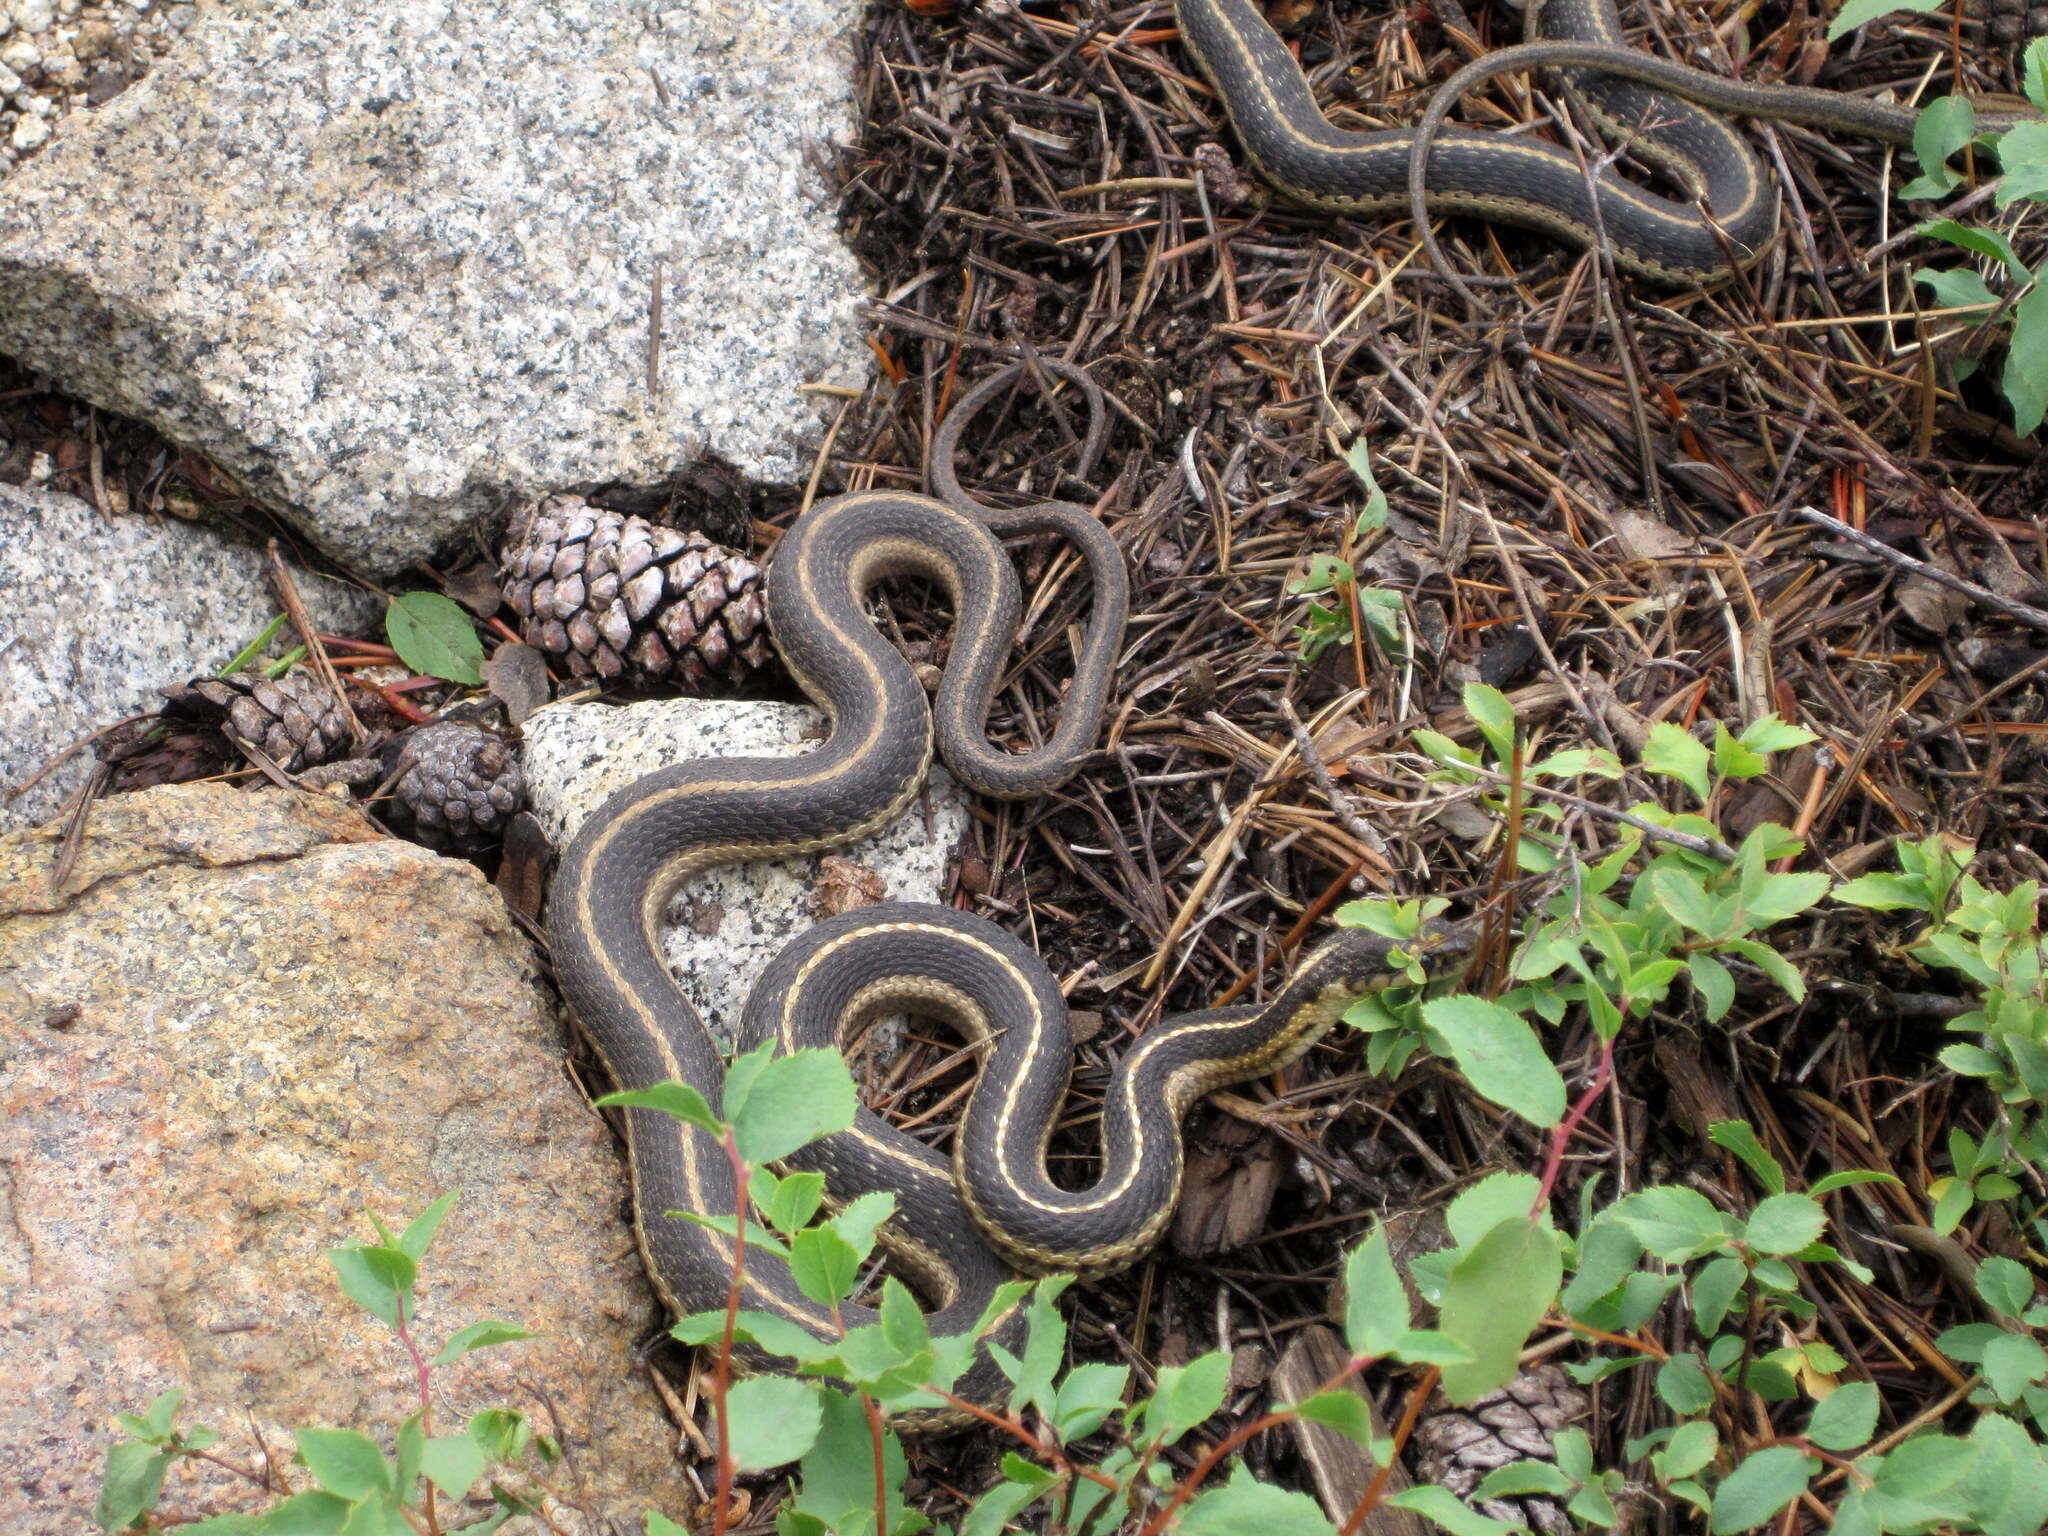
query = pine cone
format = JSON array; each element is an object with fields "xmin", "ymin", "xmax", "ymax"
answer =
[
  {"xmin": 1411, "ymin": 1364, "xmax": 1589, "ymax": 1536},
  {"xmin": 162, "ymin": 671, "xmax": 352, "ymax": 773},
  {"xmin": 499, "ymin": 495, "xmax": 773, "ymax": 685},
  {"xmin": 1982, "ymin": 0, "xmax": 2045, "ymax": 45},
  {"xmin": 385, "ymin": 720, "xmax": 524, "ymax": 853}
]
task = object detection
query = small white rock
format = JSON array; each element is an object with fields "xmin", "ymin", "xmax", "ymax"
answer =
[
  {"xmin": 10, "ymin": 0, "xmax": 53, "ymax": 33},
  {"xmin": 0, "ymin": 64, "xmax": 20, "ymax": 95},
  {"xmin": 0, "ymin": 38, "xmax": 36, "ymax": 72},
  {"xmin": 9, "ymin": 111, "xmax": 46, "ymax": 150}
]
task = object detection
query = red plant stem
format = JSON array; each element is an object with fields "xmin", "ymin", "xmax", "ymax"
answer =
[
  {"xmin": 864, "ymin": 1394, "xmax": 890, "ymax": 1535},
  {"xmin": 712, "ymin": 1129, "xmax": 749, "ymax": 1536},
  {"xmin": 393, "ymin": 1293, "xmax": 440, "ymax": 1533},
  {"xmin": 1338, "ymin": 1366, "xmax": 1440, "ymax": 1536},
  {"xmin": 317, "ymin": 634, "xmax": 400, "ymax": 657},
  {"xmin": 343, "ymin": 673, "xmax": 432, "ymax": 723},
  {"xmin": 921, "ymin": 1389, "xmax": 1122, "ymax": 1493},
  {"xmin": 1532, "ymin": 1038, "xmax": 1616, "ymax": 1213}
]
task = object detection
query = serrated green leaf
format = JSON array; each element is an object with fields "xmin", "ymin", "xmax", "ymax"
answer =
[
  {"xmin": 386, "ymin": 591, "xmax": 485, "ymax": 686},
  {"xmin": 1342, "ymin": 1227, "xmax": 1411, "ymax": 1357},
  {"xmin": 1438, "ymin": 1217, "xmax": 1563, "ymax": 1405},
  {"xmin": 1709, "ymin": 1445, "xmax": 1818, "ymax": 1531},
  {"xmin": 1745, "ymin": 1193, "xmax": 1826, "ymax": 1254},
  {"xmin": 1917, "ymin": 219, "xmax": 2028, "ymax": 281},
  {"xmin": 1181, "ymin": 1464, "xmax": 1336, "ymax": 1535},
  {"xmin": 1611, "ymin": 1186, "xmax": 1732, "ymax": 1262},
  {"xmin": 595, "ymin": 1081, "xmax": 724, "ymax": 1136},
  {"xmin": 1977, "ymin": 1255, "xmax": 2035, "ymax": 1317},
  {"xmin": 1143, "ymin": 1353, "xmax": 1230, "ymax": 1445},
  {"xmin": 1708, "ymin": 1121, "xmax": 1786, "ymax": 1195},
  {"xmin": 1656, "ymin": 1353, "xmax": 1714, "ymax": 1414},
  {"xmin": 1386, "ymin": 1484, "xmax": 1525, "ymax": 1535},
  {"xmin": 1422, "ymin": 996, "xmax": 1566, "ymax": 1128},
  {"xmin": 418, "ymin": 1435, "xmax": 487, "ymax": 1499},
  {"xmin": 1642, "ymin": 721, "xmax": 1712, "ymax": 802},
  {"xmin": 296, "ymin": 1429, "xmax": 392, "ymax": 1501},
  {"xmin": 432, "ymin": 1320, "xmax": 538, "ymax": 1367},
  {"xmin": 1808, "ymin": 1382, "xmax": 1879, "ymax": 1450},
  {"xmin": 1290, "ymin": 1389, "xmax": 1376, "ymax": 1444},
  {"xmin": 1982, "ymin": 1332, "xmax": 2048, "ymax": 1403},
  {"xmin": 1654, "ymin": 1419, "xmax": 1718, "ymax": 1482},
  {"xmin": 325, "ymin": 1246, "xmax": 414, "ymax": 1328},
  {"xmin": 789, "ymin": 1226, "xmax": 864, "ymax": 1309},
  {"xmin": 1464, "ymin": 683, "xmax": 1516, "ymax": 764},
  {"xmin": 1474, "ymin": 1459, "xmax": 1577, "ymax": 1498},
  {"xmin": 727, "ymin": 1049, "xmax": 859, "ymax": 1165},
  {"xmin": 1825, "ymin": 0, "xmax": 1944, "ymax": 39}
]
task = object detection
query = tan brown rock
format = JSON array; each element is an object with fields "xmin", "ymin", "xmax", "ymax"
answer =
[{"xmin": 0, "ymin": 782, "xmax": 686, "ymax": 1533}]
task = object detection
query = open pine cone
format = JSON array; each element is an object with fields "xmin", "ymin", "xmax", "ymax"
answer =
[
  {"xmin": 499, "ymin": 494, "xmax": 772, "ymax": 686},
  {"xmin": 1411, "ymin": 1364, "xmax": 1589, "ymax": 1536},
  {"xmin": 162, "ymin": 671, "xmax": 352, "ymax": 773}
]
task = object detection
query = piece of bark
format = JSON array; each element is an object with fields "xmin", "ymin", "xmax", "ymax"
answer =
[{"xmin": 1275, "ymin": 1325, "xmax": 1429, "ymax": 1536}]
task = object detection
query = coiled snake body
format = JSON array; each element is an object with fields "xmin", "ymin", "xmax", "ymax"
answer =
[
  {"xmin": 1178, "ymin": 0, "xmax": 2036, "ymax": 282},
  {"xmin": 545, "ymin": 365, "xmax": 1471, "ymax": 1425}
]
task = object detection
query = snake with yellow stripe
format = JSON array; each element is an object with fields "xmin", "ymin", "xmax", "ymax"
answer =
[
  {"xmin": 1177, "ymin": 0, "xmax": 2038, "ymax": 283},
  {"xmin": 545, "ymin": 361, "xmax": 1475, "ymax": 1425}
]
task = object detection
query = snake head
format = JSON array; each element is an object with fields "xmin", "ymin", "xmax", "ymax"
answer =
[{"xmin": 1386, "ymin": 915, "xmax": 1481, "ymax": 986}]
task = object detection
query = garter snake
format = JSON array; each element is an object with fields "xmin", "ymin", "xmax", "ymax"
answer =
[
  {"xmin": 1176, "ymin": 0, "xmax": 2040, "ymax": 283},
  {"xmin": 544, "ymin": 361, "xmax": 1475, "ymax": 1425}
]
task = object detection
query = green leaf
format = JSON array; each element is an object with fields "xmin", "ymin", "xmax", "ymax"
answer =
[
  {"xmin": 1051, "ymin": 1361, "xmax": 1129, "ymax": 1441},
  {"xmin": 1438, "ymin": 1216, "xmax": 1563, "ymax": 1405},
  {"xmin": 1654, "ymin": 1420, "xmax": 1719, "ymax": 1482},
  {"xmin": 1713, "ymin": 722, "xmax": 1769, "ymax": 781},
  {"xmin": 325, "ymin": 1245, "xmax": 414, "ymax": 1328},
  {"xmin": 2028, "ymin": 37, "xmax": 2048, "ymax": 111},
  {"xmin": 396, "ymin": 1194, "xmax": 458, "ymax": 1261},
  {"xmin": 1871, "ymin": 1432, "xmax": 1976, "ymax": 1500},
  {"xmin": 828, "ymin": 1191, "xmax": 897, "ymax": 1262},
  {"xmin": 1710, "ymin": 1445, "xmax": 1819, "ymax": 1531},
  {"xmin": 1611, "ymin": 1186, "xmax": 1733, "ymax": 1262},
  {"xmin": 1932, "ymin": 1176, "xmax": 1976, "ymax": 1235},
  {"xmin": 1808, "ymin": 1382, "xmax": 1879, "ymax": 1450},
  {"xmin": 1825, "ymin": 0, "xmax": 1943, "ymax": 40},
  {"xmin": 296, "ymin": 1429, "xmax": 393, "ymax": 1501},
  {"xmin": 1745, "ymin": 1193, "xmax": 1826, "ymax": 1255},
  {"xmin": 418, "ymin": 1435, "xmax": 487, "ymax": 1499},
  {"xmin": 595, "ymin": 1081, "xmax": 723, "ymax": 1137},
  {"xmin": 1561, "ymin": 1218, "xmax": 1642, "ymax": 1318},
  {"xmin": 385, "ymin": 591, "xmax": 484, "ymax": 686},
  {"xmin": 1720, "ymin": 938, "xmax": 1806, "ymax": 1002},
  {"xmin": 1915, "ymin": 267, "xmax": 2004, "ymax": 311},
  {"xmin": 1808, "ymin": 1169, "xmax": 1901, "ymax": 1197},
  {"xmin": 1738, "ymin": 716, "xmax": 1818, "ymax": 755},
  {"xmin": 1995, "ymin": 120, "xmax": 2048, "ymax": 207},
  {"xmin": 646, "ymin": 1517, "xmax": 689, "ymax": 1536},
  {"xmin": 789, "ymin": 1226, "xmax": 865, "ymax": 1309},
  {"xmin": 1899, "ymin": 95, "xmax": 1978, "ymax": 198},
  {"xmin": 1746, "ymin": 871, "xmax": 1830, "ymax": 924},
  {"xmin": 754, "ymin": 1168, "xmax": 828, "ymax": 1237},
  {"xmin": 1464, "ymin": 683, "xmax": 1516, "ymax": 765},
  {"xmin": 1655, "ymin": 1353, "xmax": 1713, "ymax": 1415},
  {"xmin": 1982, "ymin": 1332, "xmax": 2048, "ymax": 1403},
  {"xmin": 788, "ymin": 1389, "xmax": 912, "ymax": 1536},
  {"xmin": 724, "ymin": 1377, "xmax": 823, "ymax": 1471},
  {"xmin": 727, "ymin": 1049, "xmax": 860, "ymax": 1165},
  {"xmin": 1446, "ymin": 1172, "xmax": 1545, "ymax": 1249},
  {"xmin": 1939, "ymin": 1041, "xmax": 2007, "ymax": 1078},
  {"xmin": 1977, "ymin": 1255, "xmax": 2036, "ymax": 1317},
  {"xmin": 1290, "ymin": 1390, "xmax": 1375, "ymax": 1444},
  {"xmin": 1651, "ymin": 867, "xmax": 1723, "ymax": 937},
  {"xmin": 465, "ymin": 1408, "xmax": 533, "ymax": 1464},
  {"xmin": 432, "ymin": 1320, "xmax": 538, "ymax": 1367},
  {"xmin": 1687, "ymin": 955, "xmax": 1736, "ymax": 1021},
  {"xmin": 2002, "ymin": 271, "xmax": 2048, "ymax": 434},
  {"xmin": 259, "ymin": 1491, "xmax": 354, "ymax": 1536},
  {"xmin": 1342, "ymin": 1226, "xmax": 1411, "ymax": 1357},
  {"xmin": 1385, "ymin": 1485, "xmax": 1526, "ymax": 1535},
  {"xmin": 1642, "ymin": 721, "xmax": 1712, "ymax": 802},
  {"xmin": 961, "ymin": 1478, "xmax": 1049, "ymax": 1536},
  {"xmin": 1421, "ymin": 996, "xmax": 1566, "ymax": 1128},
  {"xmin": 1707, "ymin": 1121, "xmax": 1786, "ymax": 1195},
  {"xmin": 1180, "ymin": 1464, "xmax": 1336, "ymax": 1536},
  {"xmin": 1143, "ymin": 1352, "xmax": 1230, "ymax": 1444},
  {"xmin": 1474, "ymin": 1460, "xmax": 1577, "ymax": 1498},
  {"xmin": 1918, "ymin": 219, "xmax": 2028, "ymax": 282},
  {"xmin": 96, "ymin": 1441, "xmax": 173, "ymax": 1533}
]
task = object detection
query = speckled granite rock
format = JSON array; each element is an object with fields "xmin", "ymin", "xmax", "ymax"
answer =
[
  {"xmin": 523, "ymin": 697, "xmax": 971, "ymax": 1038},
  {"xmin": 0, "ymin": 0, "xmax": 870, "ymax": 574},
  {"xmin": 0, "ymin": 482, "xmax": 378, "ymax": 831},
  {"xmin": 0, "ymin": 783, "xmax": 687, "ymax": 1534}
]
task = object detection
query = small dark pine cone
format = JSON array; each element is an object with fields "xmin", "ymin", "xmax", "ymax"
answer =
[
  {"xmin": 1983, "ymin": 0, "xmax": 2045, "ymax": 44},
  {"xmin": 1411, "ymin": 1363, "xmax": 1589, "ymax": 1536},
  {"xmin": 163, "ymin": 671, "xmax": 352, "ymax": 773},
  {"xmin": 386, "ymin": 720, "xmax": 524, "ymax": 853},
  {"xmin": 499, "ymin": 494, "xmax": 773, "ymax": 685}
]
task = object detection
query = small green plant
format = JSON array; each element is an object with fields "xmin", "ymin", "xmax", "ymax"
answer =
[
  {"xmin": 96, "ymin": 1193, "xmax": 548, "ymax": 1534},
  {"xmin": 1895, "ymin": 40, "xmax": 2048, "ymax": 432},
  {"xmin": 1835, "ymin": 834, "xmax": 2048, "ymax": 1241},
  {"xmin": 1288, "ymin": 440, "xmax": 1405, "ymax": 664}
]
